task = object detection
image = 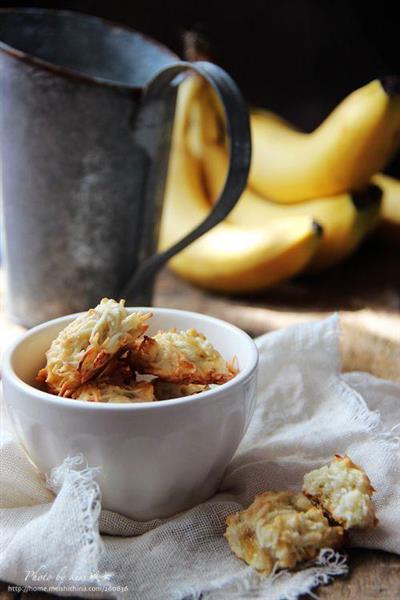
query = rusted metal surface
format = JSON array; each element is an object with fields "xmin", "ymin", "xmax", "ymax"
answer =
[{"xmin": 0, "ymin": 9, "xmax": 178, "ymax": 326}]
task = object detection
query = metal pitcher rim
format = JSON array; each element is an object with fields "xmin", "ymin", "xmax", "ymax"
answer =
[{"xmin": 0, "ymin": 7, "xmax": 179, "ymax": 91}]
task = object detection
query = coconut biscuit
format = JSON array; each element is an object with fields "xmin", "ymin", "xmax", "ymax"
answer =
[
  {"xmin": 37, "ymin": 298, "xmax": 151, "ymax": 396},
  {"xmin": 225, "ymin": 491, "xmax": 344, "ymax": 574},
  {"xmin": 133, "ymin": 328, "xmax": 237, "ymax": 384}
]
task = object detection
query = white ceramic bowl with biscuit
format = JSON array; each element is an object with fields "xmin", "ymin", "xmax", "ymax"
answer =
[{"xmin": 2, "ymin": 307, "xmax": 258, "ymax": 520}]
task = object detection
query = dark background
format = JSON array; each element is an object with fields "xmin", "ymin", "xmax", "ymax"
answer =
[
  {"xmin": 1, "ymin": 1, "xmax": 399, "ymax": 128},
  {"xmin": 1, "ymin": 1, "xmax": 399, "ymax": 172}
]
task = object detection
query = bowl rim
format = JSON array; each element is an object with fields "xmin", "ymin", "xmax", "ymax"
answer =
[{"xmin": 2, "ymin": 306, "xmax": 259, "ymax": 411}]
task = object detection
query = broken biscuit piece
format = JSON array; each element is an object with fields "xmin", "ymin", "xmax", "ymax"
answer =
[
  {"xmin": 303, "ymin": 455, "xmax": 377, "ymax": 529},
  {"xmin": 37, "ymin": 298, "xmax": 151, "ymax": 397},
  {"xmin": 133, "ymin": 328, "xmax": 237, "ymax": 384},
  {"xmin": 71, "ymin": 381, "xmax": 155, "ymax": 403},
  {"xmin": 225, "ymin": 491, "xmax": 344, "ymax": 574}
]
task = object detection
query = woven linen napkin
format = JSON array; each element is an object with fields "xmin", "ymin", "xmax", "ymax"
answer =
[{"xmin": 0, "ymin": 315, "xmax": 399, "ymax": 599}]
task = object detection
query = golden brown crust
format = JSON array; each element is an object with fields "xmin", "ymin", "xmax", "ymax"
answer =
[
  {"xmin": 225, "ymin": 491, "xmax": 344, "ymax": 574},
  {"xmin": 93, "ymin": 349, "xmax": 134, "ymax": 385}
]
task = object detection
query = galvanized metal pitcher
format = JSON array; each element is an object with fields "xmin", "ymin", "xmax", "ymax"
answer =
[{"xmin": 0, "ymin": 9, "xmax": 251, "ymax": 326}]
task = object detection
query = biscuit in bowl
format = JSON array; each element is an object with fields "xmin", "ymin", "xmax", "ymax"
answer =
[
  {"xmin": 37, "ymin": 298, "xmax": 150, "ymax": 396},
  {"xmin": 152, "ymin": 380, "xmax": 210, "ymax": 401},
  {"xmin": 133, "ymin": 328, "xmax": 237, "ymax": 384},
  {"xmin": 71, "ymin": 381, "xmax": 155, "ymax": 403}
]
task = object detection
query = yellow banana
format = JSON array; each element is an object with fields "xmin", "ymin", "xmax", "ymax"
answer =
[
  {"xmin": 249, "ymin": 78, "xmax": 400, "ymax": 202},
  {"xmin": 172, "ymin": 74, "xmax": 206, "ymax": 145},
  {"xmin": 159, "ymin": 141, "xmax": 322, "ymax": 293},
  {"xmin": 372, "ymin": 173, "xmax": 400, "ymax": 240},
  {"xmin": 181, "ymin": 76, "xmax": 225, "ymax": 157},
  {"xmin": 180, "ymin": 76, "xmax": 400, "ymax": 207},
  {"xmin": 202, "ymin": 143, "xmax": 381, "ymax": 270}
]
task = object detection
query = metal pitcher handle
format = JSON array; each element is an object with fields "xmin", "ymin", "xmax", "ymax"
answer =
[{"xmin": 120, "ymin": 60, "xmax": 251, "ymax": 298}]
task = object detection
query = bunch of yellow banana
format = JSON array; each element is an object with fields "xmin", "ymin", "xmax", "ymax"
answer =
[{"xmin": 159, "ymin": 75, "xmax": 400, "ymax": 293}]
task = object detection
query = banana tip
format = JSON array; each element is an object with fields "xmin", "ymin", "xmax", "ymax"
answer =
[
  {"xmin": 352, "ymin": 185, "xmax": 382, "ymax": 210},
  {"xmin": 380, "ymin": 75, "xmax": 400, "ymax": 96},
  {"xmin": 312, "ymin": 220, "xmax": 324, "ymax": 238}
]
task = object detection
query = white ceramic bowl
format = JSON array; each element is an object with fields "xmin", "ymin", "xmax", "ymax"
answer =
[{"xmin": 2, "ymin": 307, "xmax": 258, "ymax": 520}]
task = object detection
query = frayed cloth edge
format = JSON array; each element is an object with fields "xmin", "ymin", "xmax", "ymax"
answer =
[{"xmin": 183, "ymin": 549, "xmax": 348, "ymax": 600}]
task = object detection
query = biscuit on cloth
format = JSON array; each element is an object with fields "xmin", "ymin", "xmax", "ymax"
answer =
[{"xmin": 225, "ymin": 491, "xmax": 344, "ymax": 574}]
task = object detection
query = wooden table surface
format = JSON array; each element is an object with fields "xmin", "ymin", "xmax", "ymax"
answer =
[{"xmin": 1, "ymin": 237, "xmax": 400, "ymax": 599}]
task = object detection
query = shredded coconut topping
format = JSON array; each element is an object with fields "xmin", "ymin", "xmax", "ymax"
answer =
[{"xmin": 37, "ymin": 298, "xmax": 151, "ymax": 396}]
